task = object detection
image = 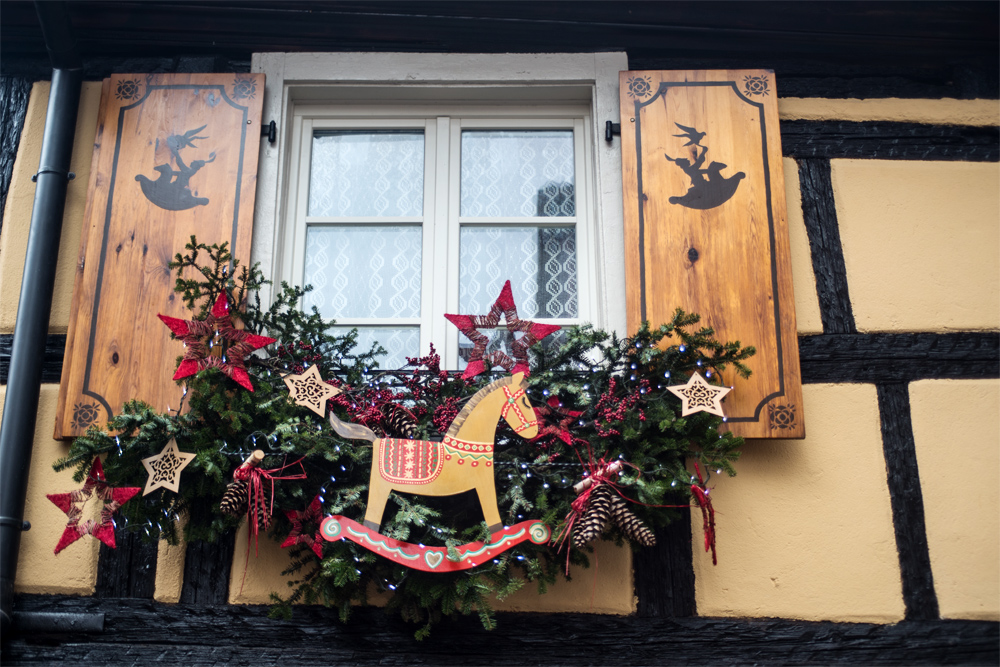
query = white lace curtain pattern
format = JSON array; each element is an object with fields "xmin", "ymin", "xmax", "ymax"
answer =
[{"xmin": 301, "ymin": 128, "xmax": 578, "ymax": 368}]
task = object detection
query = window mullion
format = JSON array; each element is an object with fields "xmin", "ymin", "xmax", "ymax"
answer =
[
  {"xmin": 575, "ymin": 116, "xmax": 593, "ymax": 325},
  {"xmin": 420, "ymin": 117, "xmax": 444, "ymax": 363},
  {"xmin": 286, "ymin": 116, "xmax": 312, "ymax": 289},
  {"xmin": 444, "ymin": 118, "xmax": 463, "ymax": 367}
]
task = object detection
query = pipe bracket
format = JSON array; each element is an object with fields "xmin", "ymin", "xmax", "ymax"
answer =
[
  {"xmin": 31, "ymin": 168, "xmax": 75, "ymax": 182},
  {"xmin": 0, "ymin": 517, "xmax": 30, "ymax": 531}
]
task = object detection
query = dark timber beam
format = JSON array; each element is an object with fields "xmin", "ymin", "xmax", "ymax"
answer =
[
  {"xmin": 6, "ymin": 595, "xmax": 999, "ymax": 665},
  {"xmin": 877, "ymin": 383, "xmax": 940, "ymax": 620},
  {"xmin": 797, "ymin": 159, "xmax": 856, "ymax": 334}
]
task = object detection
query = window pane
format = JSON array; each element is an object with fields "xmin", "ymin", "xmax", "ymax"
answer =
[
  {"xmin": 460, "ymin": 226, "xmax": 577, "ymax": 318},
  {"xmin": 303, "ymin": 226, "xmax": 421, "ymax": 319},
  {"xmin": 309, "ymin": 131, "xmax": 424, "ymax": 217},
  {"xmin": 329, "ymin": 326, "xmax": 420, "ymax": 370},
  {"xmin": 461, "ymin": 130, "xmax": 574, "ymax": 217}
]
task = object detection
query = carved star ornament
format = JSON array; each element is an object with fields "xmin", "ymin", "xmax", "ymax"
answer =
[
  {"xmin": 445, "ymin": 280, "xmax": 560, "ymax": 380},
  {"xmin": 141, "ymin": 438, "xmax": 196, "ymax": 495},
  {"xmin": 666, "ymin": 371, "xmax": 732, "ymax": 418},
  {"xmin": 283, "ymin": 364, "xmax": 340, "ymax": 417}
]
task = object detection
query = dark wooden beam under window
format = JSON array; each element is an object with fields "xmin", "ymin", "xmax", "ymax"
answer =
[{"xmin": 6, "ymin": 595, "xmax": 998, "ymax": 665}]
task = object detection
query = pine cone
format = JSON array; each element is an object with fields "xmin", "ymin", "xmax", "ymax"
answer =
[
  {"xmin": 607, "ymin": 493, "xmax": 656, "ymax": 547},
  {"xmin": 220, "ymin": 477, "xmax": 248, "ymax": 517},
  {"xmin": 381, "ymin": 403, "xmax": 418, "ymax": 439},
  {"xmin": 255, "ymin": 500, "xmax": 272, "ymax": 530},
  {"xmin": 572, "ymin": 484, "xmax": 613, "ymax": 550}
]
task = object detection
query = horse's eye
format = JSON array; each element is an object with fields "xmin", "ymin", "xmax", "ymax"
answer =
[{"xmin": 521, "ymin": 397, "xmax": 530, "ymax": 409}]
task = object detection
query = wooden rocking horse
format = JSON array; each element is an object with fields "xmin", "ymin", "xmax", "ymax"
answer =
[{"xmin": 328, "ymin": 373, "xmax": 538, "ymax": 535}]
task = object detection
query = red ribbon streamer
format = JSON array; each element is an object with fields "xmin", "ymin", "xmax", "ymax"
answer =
[
  {"xmin": 691, "ymin": 462, "xmax": 717, "ymax": 565},
  {"xmin": 234, "ymin": 456, "xmax": 307, "ymax": 596},
  {"xmin": 234, "ymin": 457, "xmax": 308, "ymax": 554}
]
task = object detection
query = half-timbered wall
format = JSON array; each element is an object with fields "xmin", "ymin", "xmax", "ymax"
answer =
[{"xmin": 0, "ymin": 5, "xmax": 997, "ymax": 660}]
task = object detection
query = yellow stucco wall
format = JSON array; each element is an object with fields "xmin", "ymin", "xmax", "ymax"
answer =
[
  {"xmin": 833, "ymin": 160, "xmax": 1000, "ymax": 332},
  {"xmin": 910, "ymin": 379, "xmax": 1000, "ymax": 621},
  {"xmin": 0, "ymin": 81, "xmax": 103, "ymax": 334},
  {"xmin": 0, "ymin": 384, "xmax": 100, "ymax": 594},
  {"xmin": 693, "ymin": 383, "xmax": 905, "ymax": 622},
  {"xmin": 779, "ymin": 98, "xmax": 1000, "ymax": 126},
  {"xmin": 153, "ymin": 527, "xmax": 187, "ymax": 603}
]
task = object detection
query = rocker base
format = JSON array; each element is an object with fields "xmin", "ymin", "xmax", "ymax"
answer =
[{"xmin": 320, "ymin": 516, "xmax": 551, "ymax": 572}]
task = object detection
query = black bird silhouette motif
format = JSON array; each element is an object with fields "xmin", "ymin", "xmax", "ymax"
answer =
[
  {"xmin": 672, "ymin": 122, "xmax": 707, "ymax": 147},
  {"xmin": 664, "ymin": 123, "xmax": 745, "ymax": 210},
  {"xmin": 135, "ymin": 126, "xmax": 216, "ymax": 211}
]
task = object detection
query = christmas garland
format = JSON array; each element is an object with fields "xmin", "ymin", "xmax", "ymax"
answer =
[{"xmin": 54, "ymin": 239, "xmax": 753, "ymax": 637}]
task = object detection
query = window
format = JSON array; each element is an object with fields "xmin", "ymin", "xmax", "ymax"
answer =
[
  {"xmin": 282, "ymin": 105, "xmax": 593, "ymax": 368},
  {"xmin": 252, "ymin": 52, "xmax": 628, "ymax": 368}
]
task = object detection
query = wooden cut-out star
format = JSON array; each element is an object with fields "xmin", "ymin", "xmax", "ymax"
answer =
[
  {"xmin": 281, "ymin": 495, "xmax": 324, "ymax": 558},
  {"xmin": 445, "ymin": 280, "xmax": 560, "ymax": 379},
  {"xmin": 158, "ymin": 292, "xmax": 275, "ymax": 391},
  {"xmin": 141, "ymin": 438, "xmax": 196, "ymax": 495},
  {"xmin": 667, "ymin": 372, "xmax": 732, "ymax": 418},
  {"xmin": 283, "ymin": 364, "xmax": 340, "ymax": 417},
  {"xmin": 46, "ymin": 458, "xmax": 140, "ymax": 554}
]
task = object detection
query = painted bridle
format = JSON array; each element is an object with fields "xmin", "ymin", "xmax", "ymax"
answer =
[{"xmin": 500, "ymin": 383, "xmax": 538, "ymax": 434}]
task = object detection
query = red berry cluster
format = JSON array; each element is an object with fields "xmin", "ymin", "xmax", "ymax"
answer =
[
  {"xmin": 330, "ymin": 384, "xmax": 403, "ymax": 432},
  {"xmin": 432, "ymin": 396, "xmax": 462, "ymax": 434},
  {"xmin": 594, "ymin": 377, "xmax": 649, "ymax": 437},
  {"xmin": 274, "ymin": 340, "xmax": 323, "ymax": 367}
]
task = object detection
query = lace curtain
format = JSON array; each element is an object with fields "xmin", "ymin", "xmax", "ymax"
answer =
[{"xmin": 301, "ymin": 128, "xmax": 578, "ymax": 368}]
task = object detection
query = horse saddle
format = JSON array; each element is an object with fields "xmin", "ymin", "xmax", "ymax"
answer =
[{"xmin": 378, "ymin": 438, "xmax": 444, "ymax": 485}]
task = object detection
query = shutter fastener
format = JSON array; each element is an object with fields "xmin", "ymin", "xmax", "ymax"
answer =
[
  {"xmin": 261, "ymin": 120, "xmax": 276, "ymax": 143},
  {"xmin": 604, "ymin": 121, "xmax": 621, "ymax": 143}
]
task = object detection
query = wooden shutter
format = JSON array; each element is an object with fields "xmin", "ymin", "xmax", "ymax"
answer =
[
  {"xmin": 619, "ymin": 70, "xmax": 804, "ymax": 439},
  {"xmin": 55, "ymin": 73, "xmax": 264, "ymax": 438}
]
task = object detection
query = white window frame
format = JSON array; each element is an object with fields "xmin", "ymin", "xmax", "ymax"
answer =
[{"xmin": 251, "ymin": 52, "xmax": 628, "ymax": 365}]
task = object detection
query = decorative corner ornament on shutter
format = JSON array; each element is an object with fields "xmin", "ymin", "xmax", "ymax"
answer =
[
  {"xmin": 55, "ymin": 74, "xmax": 264, "ymax": 439},
  {"xmin": 619, "ymin": 70, "xmax": 804, "ymax": 439}
]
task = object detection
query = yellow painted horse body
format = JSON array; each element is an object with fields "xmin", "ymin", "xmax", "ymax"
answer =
[{"xmin": 328, "ymin": 373, "xmax": 538, "ymax": 534}]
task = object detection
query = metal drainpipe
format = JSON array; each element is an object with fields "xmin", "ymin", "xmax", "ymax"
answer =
[{"xmin": 0, "ymin": 1, "xmax": 82, "ymax": 634}]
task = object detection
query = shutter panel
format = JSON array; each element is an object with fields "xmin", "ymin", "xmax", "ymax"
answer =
[
  {"xmin": 619, "ymin": 70, "xmax": 804, "ymax": 439},
  {"xmin": 55, "ymin": 73, "xmax": 264, "ymax": 438}
]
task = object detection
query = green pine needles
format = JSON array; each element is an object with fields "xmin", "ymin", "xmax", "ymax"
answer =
[{"xmin": 55, "ymin": 238, "xmax": 754, "ymax": 637}]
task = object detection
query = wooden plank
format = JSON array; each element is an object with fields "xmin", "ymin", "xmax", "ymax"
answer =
[
  {"xmin": 620, "ymin": 69, "xmax": 804, "ymax": 438},
  {"xmin": 55, "ymin": 73, "xmax": 263, "ymax": 438}
]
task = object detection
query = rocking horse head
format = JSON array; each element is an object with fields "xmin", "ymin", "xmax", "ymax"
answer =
[{"xmin": 446, "ymin": 372, "xmax": 538, "ymax": 442}]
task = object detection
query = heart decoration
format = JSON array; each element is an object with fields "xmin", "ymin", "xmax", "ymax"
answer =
[{"xmin": 424, "ymin": 550, "xmax": 444, "ymax": 569}]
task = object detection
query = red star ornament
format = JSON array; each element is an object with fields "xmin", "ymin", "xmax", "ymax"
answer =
[
  {"xmin": 158, "ymin": 292, "xmax": 275, "ymax": 391},
  {"xmin": 445, "ymin": 280, "xmax": 560, "ymax": 379},
  {"xmin": 280, "ymin": 495, "xmax": 324, "ymax": 559},
  {"xmin": 534, "ymin": 396, "xmax": 586, "ymax": 446},
  {"xmin": 46, "ymin": 458, "xmax": 140, "ymax": 554}
]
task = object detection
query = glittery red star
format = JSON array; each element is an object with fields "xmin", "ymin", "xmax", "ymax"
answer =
[
  {"xmin": 445, "ymin": 280, "xmax": 560, "ymax": 379},
  {"xmin": 533, "ymin": 396, "xmax": 586, "ymax": 446},
  {"xmin": 46, "ymin": 458, "xmax": 140, "ymax": 554},
  {"xmin": 158, "ymin": 292, "xmax": 275, "ymax": 391},
  {"xmin": 280, "ymin": 495, "xmax": 324, "ymax": 559}
]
